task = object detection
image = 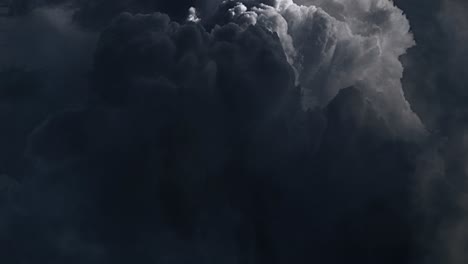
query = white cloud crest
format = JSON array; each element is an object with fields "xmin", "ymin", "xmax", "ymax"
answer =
[{"xmin": 224, "ymin": 0, "xmax": 425, "ymax": 137}]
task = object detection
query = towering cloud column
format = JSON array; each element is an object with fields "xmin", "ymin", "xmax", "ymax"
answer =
[{"xmin": 214, "ymin": 0, "xmax": 425, "ymax": 138}]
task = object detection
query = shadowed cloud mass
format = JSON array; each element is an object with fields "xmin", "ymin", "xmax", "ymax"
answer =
[{"xmin": 0, "ymin": 0, "xmax": 467, "ymax": 263}]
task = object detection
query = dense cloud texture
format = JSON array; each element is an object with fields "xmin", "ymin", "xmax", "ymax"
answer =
[
  {"xmin": 0, "ymin": 0, "xmax": 466, "ymax": 263},
  {"xmin": 392, "ymin": 0, "xmax": 468, "ymax": 263},
  {"xmin": 212, "ymin": 0, "xmax": 424, "ymax": 137}
]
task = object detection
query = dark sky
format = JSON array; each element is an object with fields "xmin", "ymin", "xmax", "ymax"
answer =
[{"xmin": 0, "ymin": 0, "xmax": 467, "ymax": 263}]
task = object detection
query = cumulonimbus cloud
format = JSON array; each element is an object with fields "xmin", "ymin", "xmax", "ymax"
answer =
[
  {"xmin": 0, "ymin": 1, "xmax": 440, "ymax": 263},
  {"xmin": 205, "ymin": 0, "xmax": 426, "ymax": 138}
]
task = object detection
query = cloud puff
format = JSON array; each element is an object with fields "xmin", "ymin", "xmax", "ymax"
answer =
[{"xmin": 211, "ymin": 0, "xmax": 425, "ymax": 138}]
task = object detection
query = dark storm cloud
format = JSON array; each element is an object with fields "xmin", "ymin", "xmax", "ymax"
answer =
[
  {"xmin": 437, "ymin": 0, "xmax": 468, "ymax": 124},
  {"xmin": 0, "ymin": 5, "xmax": 423, "ymax": 263},
  {"xmin": 395, "ymin": 0, "xmax": 468, "ymax": 132},
  {"xmin": 9, "ymin": 0, "xmax": 468, "ymax": 263},
  {"xmin": 0, "ymin": 6, "xmax": 97, "ymax": 178},
  {"xmin": 0, "ymin": 6, "xmax": 97, "ymax": 107},
  {"xmin": 72, "ymin": 0, "xmax": 197, "ymax": 28},
  {"xmin": 432, "ymin": 3, "xmax": 468, "ymax": 261},
  {"xmin": 10, "ymin": 0, "xmax": 197, "ymax": 27},
  {"xmin": 205, "ymin": 0, "xmax": 426, "ymax": 138},
  {"xmin": 391, "ymin": 0, "xmax": 468, "ymax": 263},
  {"xmin": 0, "ymin": 7, "xmax": 98, "ymax": 261}
]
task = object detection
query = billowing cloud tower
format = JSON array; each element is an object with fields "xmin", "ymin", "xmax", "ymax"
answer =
[{"xmin": 211, "ymin": 0, "xmax": 424, "ymax": 138}]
